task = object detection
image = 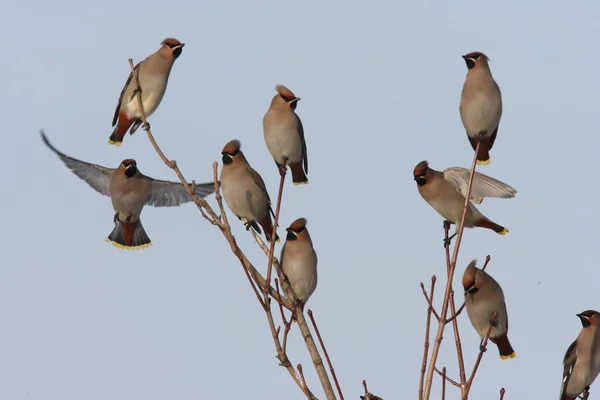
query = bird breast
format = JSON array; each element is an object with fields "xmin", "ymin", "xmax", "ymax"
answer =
[
  {"xmin": 263, "ymin": 113, "xmax": 303, "ymax": 164},
  {"xmin": 221, "ymin": 169, "xmax": 270, "ymax": 221},
  {"xmin": 282, "ymin": 244, "xmax": 318, "ymax": 301}
]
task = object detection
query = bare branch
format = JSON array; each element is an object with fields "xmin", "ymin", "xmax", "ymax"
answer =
[
  {"xmin": 419, "ymin": 276, "xmax": 437, "ymax": 399},
  {"xmin": 499, "ymin": 388, "xmax": 506, "ymax": 400},
  {"xmin": 298, "ymin": 364, "xmax": 312, "ymax": 400},
  {"xmin": 481, "ymin": 255, "xmax": 492, "ymax": 271},
  {"xmin": 434, "ymin": 367, "xmax": 460, "ymax": 388},
  {"xmin": 308, "ymin": 310, "xmax": 344, "ymax": 400},
  {"xmin": 466, "ymin": 312, "xmax": 498, "ymax": 393},
  {"xmin": 441, "ymin": 367, "xmax": 447, "ymax": 400},
  {"xmin": 126, "ymin": 58, "xmax": 314, "ymax": 398},
  {"xmin": 420, "ymin": 281, "xmax": 441, "ymax": 322},
  {"xmin": 264, "ymin": 161, "xmax": 287, "ymax": 303},
  {"xmin": 422, "ymin": 142, "xmax": 481, "ymax": 400}
]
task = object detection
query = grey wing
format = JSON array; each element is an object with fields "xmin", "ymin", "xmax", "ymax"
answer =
[
  {"xmin": 145, "ymin": 178, "xmax": 215, "ymax": 207},
  {"xmin": 112, "ymin": 62, "xmax": 140, "ymax": 126},
  {"xmin": 295, "ymin": 113, "xmax": 308, "ymax": 174},
  {"xmin": 443, "ymin": 167, "xmax": 517, "ymax": 204},
  {"xmin": 560, "ymin": 340, "xmax": 578, "ymax": 399},
  {"xmin": 41, "ymin": 130, "xmax": 113, "ymax": 197}
]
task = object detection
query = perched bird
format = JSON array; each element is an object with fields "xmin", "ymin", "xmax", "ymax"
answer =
[
  {"xmin": 109, "ymin": 38, "xmax": 185, "ymax": 146},
  {"xmin": 413, "ymin": 161, "xmax": 516, "ymax": 240},
  {"xmin": 459, "ymin": 51, "xmax": 502, "ymax": 165},
  {"xmin": 560, "ymin": 310, "xmax": 600, "ymax": 400},
  {"xmin": 41, "ymin": 131, "xmax": 214, "ymax": 249},
  {"xmin": 280, "ymin": 218, "xmax": 318, "ymax": 311},
  {"xmin": 220, "ymin": 140, "xmax": 279, "ymax": 242},
  {"xmin": 360, "ymin": 395, "xmax": 384, "ymax": 400},
  {"xmin": 462, "ymin": 260, "xmax": 515, "ymax": 360},
  {"xmin": 263, "ymin": 85, "xmax": 308, "ymax": 184}
]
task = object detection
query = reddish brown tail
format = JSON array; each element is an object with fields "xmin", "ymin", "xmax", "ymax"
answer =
[
  {"xmin": 258, "ymin": 215, "xmax": 280, "ymax": 242},
  {"xmin": 491, "ymin": 334, "xmax": 516, "ymax": 360},
  {"xmin": 289, "ymin": 161, "xmax": 308, "ymax": 185},
  {"xmin": 474, "ymin": 218, "xmax": 508, "ymax": 235},
  {"xmin": 109, "ymin": 111, "xmax": 136, "ymax": 146},
  {"xmin": 468, "ymin": 127, "xmax": 498, "ymax": 165},
  {"xmin": 107, "ymin": 219, "xmax": 152, "ymax": 250}
]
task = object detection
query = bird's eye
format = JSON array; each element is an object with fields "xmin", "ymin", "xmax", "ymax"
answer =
[
  {"xmin": 167, "ymin": 43, "xmax": 175, "ymax": 49},
  {"xmin": 293, "ymin": 226, "xmax": 306, "ymax": 234},
  {"xmin": 280, "ymin": 95, "xmax": 291, "ymax": 102},
  {"xmin": 471, "ymin": 54, "xmax": 480, "ymax": 60}
]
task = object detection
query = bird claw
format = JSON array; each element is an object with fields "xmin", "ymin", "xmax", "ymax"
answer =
[
  {"xmin": 124, "ymin": 215, "xmax": 132, "ymax": 224},
  {"xmin": 113, "ymin": 213, "xmax": 119, "ymax": 223},
  {"xmin": 479, "ymin": 344, "xmax": 487, "ymax": 353},
  {"xmin": 244, "ymin": 221, "xmax": 252, "ymax": 231},
  {"xmin": 443, "ymin": 220, "xmax": 452, "ymax": 230},
  {"xmin": 142, "ymin": 122, "xmax": 151, "ymax": 131}
]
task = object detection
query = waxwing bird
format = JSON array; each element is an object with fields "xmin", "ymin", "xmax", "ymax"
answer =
[
  {"xmin": 41, "ymin": 130, "xmax": 214, "ymax": 249},
  {"xmin": 219, "ymin": 140, "xmax": 279, "ymax": 242},
  {"xmin": 360, "ymin": 395, "xmax": 384, "ymax": 400},
  {"xmin": 263, "ymin": 85, "xmax": 308, "ymax": 184},
  {"xmin": 413, "ymin": 160, "xmax": 515, "ymax": 242},
  {"xmin": 109, "ymin": 38, "xmax": 185, "ymax": 146},
  {"xmin": 462, "ymin": 260, "xmax": 515, "ymax": 360},
  {"xmin": 459, "ymin": 51, "xmax": 502, "ymax": 165},
  {"xmin": 280, "ymin": 218, "xmax": 318, "ymax": 312},
  {"xmin": 560, "ymin": 310, "xmax": 600, "ymax": 400}
]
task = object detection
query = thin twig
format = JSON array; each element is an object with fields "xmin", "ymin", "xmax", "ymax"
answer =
[
  {"xmin": 422, "ymin": 142, "xmax": 481, "ymax": 400},
  {"xmin": 466, "ymin": 312, "xmax": 498, "ymax": 393},
  {"xmin": 499, "ymin": 388, "xmax": 505, "ymax": 400},
  {"xmin": 442, "ymin": 367, "xmax": 447, "ymax": 400},
  {"xmin": 434, "ymin": 367, "xmax": 460, "ymax": 388},
  {"xmin": 363, "ymin": 380, "xmax": 369, "ymax": 396},
  {"xmin": 445, "ymin": 303, "xmax": 466, "ymax": 324},
  {"xmin": 481, "ymin": 255, "xmax": 492, "ymax": 271},
  {"xmin": 298, "ymin": 364, "xmax": 312, "ymax": 400},
  {"xmin": 264, "ymin": 162, "xmax": 287, "ymax": 303},
  {"xmin": 127, "ymin": 58, "xmax": 312, "ymax": 397},
  {"xmin": 420, "ymin": 282, "xmax": 441, "ymax": 322},
  {"xmin": 419, "ymin": 276, "xmax": 437, "ymax": 399},
  {"xmin": 445, "ymin": 224, "xmax": 467, "ymax": 393},
  {"xmin": 308, "ymin": 310, "xmax": 344, "ymax": 400}
]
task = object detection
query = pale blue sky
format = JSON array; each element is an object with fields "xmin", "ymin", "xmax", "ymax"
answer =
[{"xmin": 3, "ymin": 0, "xmax": 600, "ymax": 399}]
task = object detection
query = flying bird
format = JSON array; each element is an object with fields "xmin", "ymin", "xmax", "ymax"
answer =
[
  {"xmin": 560, "ymin": 310, "xmax": 600, "ymax": 400},
  {"xmin": 462, "ymin": 259, "xmax": 515, "ymax": 360},
  {"xmin": 220, "ymin": 139, "xmax": 279, "ymax": 242},
  {"xmin": 41, "ymin": 130, "xmax": 214, "ymax": 249},
  {"xmin": 413, "ymin": 161, "xmax": 516, "ymax": 243},
  {"xmin": 459, "ymin": 51, "xmax": 502, "ymax": 165},
  {"xmin": 109, "ymin": 38, "xmax": 185, "ymax": 146},
  {"xmin": 263, "ymin": 85, "xmax": 308, "ymax": 184}
]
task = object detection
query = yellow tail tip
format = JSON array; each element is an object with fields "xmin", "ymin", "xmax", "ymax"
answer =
[
  {"xmin": 476, "ymin": 159, "xmax": 491, "ymax": 166},
  {"xmin": 501, "ymin": 352, "xmax": 516, "ymax": 360},
  {"xmin": 293, "ymin": 181, "xmax": 309, "ymax": 186},
  {"xmin": 498, "ymin": 228, "xmax": 509, "ymax": 235},
  {"xmin": 108, "ymin": 138, "xmax": 122, "ymax": 146},
  {"xmin": 105, "ymin": 238, "xmax": 153, "ymax": 250}
]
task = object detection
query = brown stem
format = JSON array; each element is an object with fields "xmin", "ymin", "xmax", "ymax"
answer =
[
  {"xmin": 419, "ymin": 276, "xmax": 437, "ymax": 399},
  {"xmin": 445, "ymin": 303, "xmax": 466, "ymax": 324},
  {"xmin": 499, "ymin": 388, "xmax": 505, "ymax": 400},
  {"xmin": 420, "ymin": 281, "xmax": 441, "ymax": 322},
  {"xmin": 422, "ymin": 142, "xmax": 480, "ymax": 400},
  {"xmin": 298, "ymin": 364, "xmax": 312, "ymax": 400},
  {"xmin": 264, "ymin": 160, "xmax": 287, "ymax": 303},
  {"xmin": 127, "ymin": 58, "xmax": 314, "ymax": 397},
  {"xmin": 308, "ymin": 310, "xmax": 344, "ymax": 400},
  {"xmin": 446, "ymin": 225, "xmax": 467, "ymax": 392},
  {"xmin": 363, "ymin": 380, "xmax": 369, "ymax": 395},
  {"xmin": 442, "ymin": 367, "xmax": 447, "ymax": 400},
  {"xmin": 481, "ymin": 255, "xmax": 492, "ymax": 271},
  {"xmin": 434, "ymin": 367, "xmax": 460, "ymax": 388},
  {"xmin": 466, "ymin": 312, "xmax": 498, "ymax": 394}
]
